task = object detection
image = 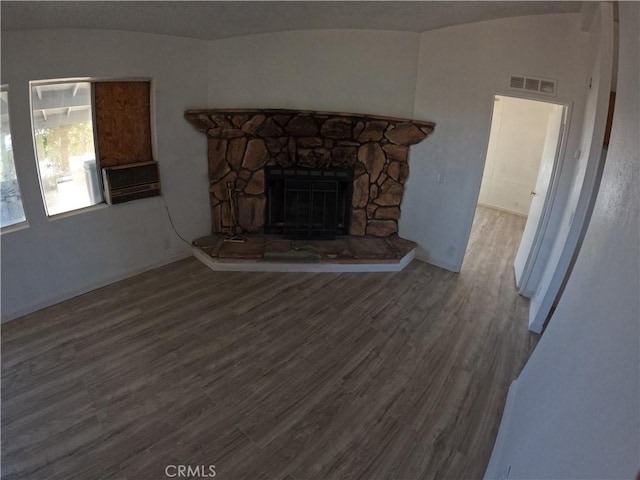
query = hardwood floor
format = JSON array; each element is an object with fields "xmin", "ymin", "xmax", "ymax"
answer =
[{"xmin": 1, "ymin": 206, "xmax": 538, "ymax": 480}]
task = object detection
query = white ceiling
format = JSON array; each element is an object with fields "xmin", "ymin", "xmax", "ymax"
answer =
[{"xmin": 1, "ymin": 1, "xmax": 583, "ymax": 41}]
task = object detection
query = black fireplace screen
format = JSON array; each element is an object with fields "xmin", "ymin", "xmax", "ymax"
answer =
[{"xmin": 265, "ymin": 167, "xmax": 353, "ymax": 239}]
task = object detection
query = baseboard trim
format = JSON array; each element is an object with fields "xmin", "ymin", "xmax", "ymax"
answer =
[
  {"xmin": 414, "ymin": 250, "xmax": 460, "ymax": 273},
  {"xmin": 1, "ymin": 250, "xmax": 193, "ymax": 323}
]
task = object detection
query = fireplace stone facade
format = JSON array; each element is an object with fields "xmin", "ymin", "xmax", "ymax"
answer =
[{"xmin": 185, "ymin": 109, "xmax": 434, "ymax": 237}]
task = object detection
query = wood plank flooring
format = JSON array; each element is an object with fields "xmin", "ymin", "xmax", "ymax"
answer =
[{"xmin": 1, "ymin": 206, "xmax": 538, "ymax": 480}]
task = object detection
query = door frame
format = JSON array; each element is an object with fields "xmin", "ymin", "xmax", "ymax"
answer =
[{"xmin": 478, "ymin": 92, "xmax": 573, "ymax": 295}]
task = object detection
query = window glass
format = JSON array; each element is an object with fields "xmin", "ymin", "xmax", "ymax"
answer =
[
  {"xmin": 31, "ymin": 82, "xmax": 102, "ymax": 216},
  {"xmin": 1, "ymin": 88, "xmax": 27, "ymax": 228}
]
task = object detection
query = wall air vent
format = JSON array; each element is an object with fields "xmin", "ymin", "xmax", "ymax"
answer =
[
  {"xmin": 509, "ymin": 75, "xmax": 557, "ymax": 96},
  {"xmin": 102, "ymin": 161, "xmax": 161, "ymax": 205}
]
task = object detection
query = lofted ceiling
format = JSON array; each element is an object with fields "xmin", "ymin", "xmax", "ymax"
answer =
[{"xmin": 1, "ymin": 1, "xmax": 583, "ymax": 41}]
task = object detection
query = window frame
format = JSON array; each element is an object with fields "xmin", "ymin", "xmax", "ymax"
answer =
[
  {"xmin": 1, "ymin": 84, "xmax": 29, "ymax": 233},
  {"xmin": 29, "ymin": 78, "xmax": 104, "ymax": 218}
]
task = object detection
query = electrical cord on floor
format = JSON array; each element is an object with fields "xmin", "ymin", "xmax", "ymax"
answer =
[
  {"xmin": 162, "ymin": 197, "xmax": 309, "ymax": 252},
  {"xmin": 162, "ymin": 196, "xmax": 193, "ymax": 248}
]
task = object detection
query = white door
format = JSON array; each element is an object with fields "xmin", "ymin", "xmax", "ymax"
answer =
[{"xmin": 514, "ymin": 104, "xmax": 566, "ymax": 292}]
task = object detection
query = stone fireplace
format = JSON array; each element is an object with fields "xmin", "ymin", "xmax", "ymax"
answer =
[{"xmin": 184, "ymin": 109, "xmax": 434, "ymax": 237}]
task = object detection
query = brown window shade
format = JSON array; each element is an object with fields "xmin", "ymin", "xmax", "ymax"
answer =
[{"xmin": 94, "ymin": 81, "xmax": 152, "ymax": 167}]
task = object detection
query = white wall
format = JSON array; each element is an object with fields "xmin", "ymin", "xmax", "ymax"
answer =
[
  {"xmin": 528, "ymin": 3, "xmax": 613, "ymax": 331},
  {"xmin": 207, "ymin": 29, "xmax": 420, "ymax": 118},
  {"xmin": 0, "ymin": 15, "xmax": 599, "ymax": 318},
  {"xmin": 478, "ymin": 96, "xmax": 557, "ymax": 217},
  {"xmin": 1, "ymin": 27, "xmax": 421, "ymax": 320},
  {"xmin": 403, "ymin": 14, "xmax": 590, "ymax": 271},
  {"xmin": 485, "ymin": 3, "xmax": 639, "ymax": 476},
  {"xmin": 0, "ymin": 29, "xmax": 210, "ymax": 321}
]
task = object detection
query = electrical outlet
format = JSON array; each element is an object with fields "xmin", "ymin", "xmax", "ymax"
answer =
[
  {"xmin": 437, "ymin": 172, "xmax": 444, "ymax": 184},
  {"xmin": 163, "ymin": 237, "xmax": 171, "ymax": 250}
]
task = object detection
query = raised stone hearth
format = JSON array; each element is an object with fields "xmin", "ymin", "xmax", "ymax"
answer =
[
  {"xmin": 185, "ymin": 109, "xmax": 435, "ymax": 237},
  {"xmin": 192, "ymin": 233, "xmax": 417, "ymax": 272}
]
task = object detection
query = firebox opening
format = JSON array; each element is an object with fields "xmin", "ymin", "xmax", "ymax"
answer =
[{"xmin": 265, "ymin": 166, "xmax": 353, "ymax": 240}]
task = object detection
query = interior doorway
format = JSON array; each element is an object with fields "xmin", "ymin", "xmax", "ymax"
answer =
[{"xmin": 471, "ymin": 94, "xmax": 567, "ymax": 295}]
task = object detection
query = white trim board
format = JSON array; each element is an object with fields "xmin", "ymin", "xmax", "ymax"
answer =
[{"xmin": 193, "ymin": 246, "xmax": 415, "ymax": 273}]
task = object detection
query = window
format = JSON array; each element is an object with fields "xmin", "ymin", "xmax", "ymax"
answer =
[
  {"xmin": 31, "ymin": 81, "xmax": 102, "ymax": 216},
  {"xmin": 30, "ymin": 79, "xmax": 154, "ymax": 215},
  {"xmin": 1, "ymin": 87, "xmax": 27, "ymax": 228}
]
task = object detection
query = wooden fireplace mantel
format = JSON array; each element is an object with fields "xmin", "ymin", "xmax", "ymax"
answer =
[{"xmin": 185, "ymin": 108, "xmax": 435, "ymax": 237}]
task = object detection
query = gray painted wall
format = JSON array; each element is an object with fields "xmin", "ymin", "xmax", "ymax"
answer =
[
  {"xmin": 206, "ymin": 16, "xmax": 592, "ymax": 273},
  {"xmin": 403, "ymin": 13, "xmax": 590, "ymax": 271},
  {"xmin": 1, "ymin": 28, "xmax": 423, "ymax": 320},
  {"xmin": 485, "ymin": 3, "xmax": 639, "ymax": 477},
  {"xmin": 528, "ymin": 3, "xmax": 614, "ymax": 332},
  {"xmin": 0, "ymin": 13, "xmax": 597, "ymax": 320},
  {"xmin": 206, "ymin": 29, "xmax": 420, "ymax": 118},
  {"xmin": 1, "ymin": 30, "xmax": 209, "ymax": 320}
]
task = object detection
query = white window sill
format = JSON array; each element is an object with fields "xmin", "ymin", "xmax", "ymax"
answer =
[
  {"xmin": 47, "ymin": 202, "xmax": 108, "ymax": 221},
  {"xmin": 1, "ymin": 221, "xmax": 29, "ymax": 235}
]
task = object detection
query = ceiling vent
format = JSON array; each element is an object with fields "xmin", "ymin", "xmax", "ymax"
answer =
[{"xmin": 509, "ymin": 75, "xmax": 557, "ymax": 96}]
